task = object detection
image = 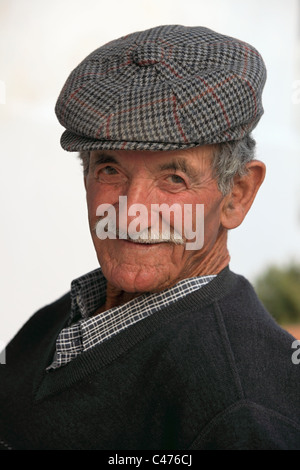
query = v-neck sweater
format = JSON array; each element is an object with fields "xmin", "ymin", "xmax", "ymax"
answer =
[{"xmin": 1, "ymin": 267, "xmax": 300, "ymax": 450}]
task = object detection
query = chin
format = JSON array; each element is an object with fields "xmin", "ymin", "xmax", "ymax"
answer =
[{"xmin": 100, "ymin": 263, "xmax": 167, "ymax": 294}]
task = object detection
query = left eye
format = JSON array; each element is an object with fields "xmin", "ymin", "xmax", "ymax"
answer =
[{"xmin": 169, "ymin": 174, "xmax": 185, "ymax": 184}]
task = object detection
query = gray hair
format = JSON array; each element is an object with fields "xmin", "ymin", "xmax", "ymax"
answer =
[
  {"xmin": 211, "ymin": 134, "xmax": 256, "ymax": 195},
  {"xmin": 79, "ymin": 150, "xmax": 91, "ymax": 177},
  {"xmin": 78, "ymin": 134, "xmax": 256, "ymax": 196}
]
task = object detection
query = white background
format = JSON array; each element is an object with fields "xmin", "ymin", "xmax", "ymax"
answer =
[{"xmin": 1, "ymin": 0, "xmax": 300, "ymax": 345}]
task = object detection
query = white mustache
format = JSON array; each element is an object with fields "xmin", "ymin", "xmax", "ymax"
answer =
[
  {"xmin": 93, "ymin": 197, "xmax": 205, "ymax": 250},
  {"xmin": 119, "ymin": 227, "xmax": 185, "ymax": 245},
  {"xmin": 93, "ymin": 220, "xmax": 185, "ymax": 245}
]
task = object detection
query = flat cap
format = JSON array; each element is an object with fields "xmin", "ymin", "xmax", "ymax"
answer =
[{"xmin": 55, "ymin": 24, "xmax": 267, "ymax": 152}]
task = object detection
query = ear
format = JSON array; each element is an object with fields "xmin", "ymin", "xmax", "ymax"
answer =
[{"xmin": 221, "ymin": 160, "xmax": 266, "ymax": 230}]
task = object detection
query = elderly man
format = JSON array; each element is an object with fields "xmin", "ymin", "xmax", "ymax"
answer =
[{"xmin": 1, "ymin": 25, "xmax": 300, "ymax": 451}]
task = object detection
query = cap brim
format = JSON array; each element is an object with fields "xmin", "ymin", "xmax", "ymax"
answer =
[{"xmin": 60, "ymin": 130, "xmax": 202, "ymax": 152}]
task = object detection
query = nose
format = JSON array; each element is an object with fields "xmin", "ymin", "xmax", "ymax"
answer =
[
  {"xmin": 126, "ymin": 178, "xmax": 147, "ymax": 206},
  {"xmin": 127, "ymin": 173, "xmax": 160, "ymax": 205},
  {"xmin": 118, "ymin": 176, "xmax": 156, "ymax": 232}
]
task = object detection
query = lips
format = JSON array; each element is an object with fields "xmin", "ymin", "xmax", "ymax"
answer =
[{"xmin": 117, "ymin": 238, "xmax": 171, "ymax": 247}]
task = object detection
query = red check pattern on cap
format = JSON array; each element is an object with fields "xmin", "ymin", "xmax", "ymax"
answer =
[{"xmin": 55, "ymin": 25, "xmax": 267, "ymax": 152}]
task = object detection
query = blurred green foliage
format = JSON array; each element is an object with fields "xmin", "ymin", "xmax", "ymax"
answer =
[{"xmin": 254, "ymin": 263, "xmax": 300, "ymax": 325}]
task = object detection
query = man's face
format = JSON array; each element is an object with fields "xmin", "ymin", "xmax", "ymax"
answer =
[{"xmin": 85, "ymin": 146, "xmax": 225, "ymax": 293}]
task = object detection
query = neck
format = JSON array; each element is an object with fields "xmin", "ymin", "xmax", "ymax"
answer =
[
  {"xmin": 95, "ymin": 228, "xmax": 230, "ymax": 314},
  {"xmin": 192, "ymin": 227, "xmax": 230, "ymax": 276},
  {"xmin": 97, "ymin": 287, "xmax": 138, "ymax": 313}
]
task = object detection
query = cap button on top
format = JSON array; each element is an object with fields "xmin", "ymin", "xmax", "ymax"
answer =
[{"xmin": 132, "ymin": 43, "xmax": 164, "ymax": 67}]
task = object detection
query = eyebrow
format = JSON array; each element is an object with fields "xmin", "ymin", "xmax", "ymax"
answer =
[
  {"xmin": 158, "ymin": 158, "xmax": 198, "ymax": 179},
  {"xmin": 91, "ymin": 153, "xmax": 200, "ymax": 179},
  {"xmin": 91, "ymin": 152, "xmax": 118, "ymax": 169}
]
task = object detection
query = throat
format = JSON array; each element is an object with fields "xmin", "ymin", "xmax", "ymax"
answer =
[{"xmin": 93, "ymin": 286, "xmax": 142, "ymax": 315}]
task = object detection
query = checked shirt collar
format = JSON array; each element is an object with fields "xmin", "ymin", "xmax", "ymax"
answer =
[{"xmin": 47, "ymin": 268, "xmax": 216, "ymax": 371}]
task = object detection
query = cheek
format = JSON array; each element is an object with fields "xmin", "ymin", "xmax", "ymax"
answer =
[
  {"xmin": 202, "ymin": 199, "xmax": 223, "ymax": 243},
  {"xmin": 179, "ymin": 190, "xmax": 221, "ymax": 233},
  {"xmin": 86, "ymin": 181, "xmax": 119, "ymax": 225}
]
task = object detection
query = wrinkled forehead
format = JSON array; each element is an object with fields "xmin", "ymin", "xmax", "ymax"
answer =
[{"xmin": 89, "ymin": 145, "xmax": 216, "ymax": 174}]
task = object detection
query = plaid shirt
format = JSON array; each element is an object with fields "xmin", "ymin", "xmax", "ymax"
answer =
[{"xmin": 47, "ymin": 268, "xmax": 216, "ymax": 371}]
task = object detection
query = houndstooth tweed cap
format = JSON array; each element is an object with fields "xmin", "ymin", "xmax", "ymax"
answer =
[{"xmin": 55, "ymin": 25, "xmax": 267, "ymax": 152}]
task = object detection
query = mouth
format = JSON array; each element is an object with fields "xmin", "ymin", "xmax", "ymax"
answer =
[
  {"xmin": 120, "ymin": 238, "xmax": 169, "ymax": 245},
  {"xmin": 116, "ymin": 238, "xmax": 179, "ymax": 250}
]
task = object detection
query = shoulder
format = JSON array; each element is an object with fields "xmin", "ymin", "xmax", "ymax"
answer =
[
  {"xmin": 6, "ymin": 292, "xmax": 71, "ymax": 363},
  {"xmin": 165, "ymin": 270, "xmax": 300, "ymax": 432},
  {"xmin": 190, "ymin": 399, "xmax": 300, "ymax": 449},
  {"xmin": 212, "ymin": 272, "xmax": 300, "ymax": 427},
  {"xmin": 19, "ymin": 292, "xmax": 71, "ymax": 335},
  {"xmin": 218, "ymin": 270, "xmax": 295, "ymax": 351}
]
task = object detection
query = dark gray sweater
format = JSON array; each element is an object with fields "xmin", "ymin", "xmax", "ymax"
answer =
[{"xmin": 1, "ymin": 267, "xmax": 300, "ymax": 450}]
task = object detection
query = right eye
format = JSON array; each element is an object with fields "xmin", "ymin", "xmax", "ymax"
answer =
[
  {"xmin": 94, "ymin": 165, "xmax": 125, "ymax": 184},
  {"xmin": 101, "ymin": 166, "xmax": 118, "ymax": 175}
]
